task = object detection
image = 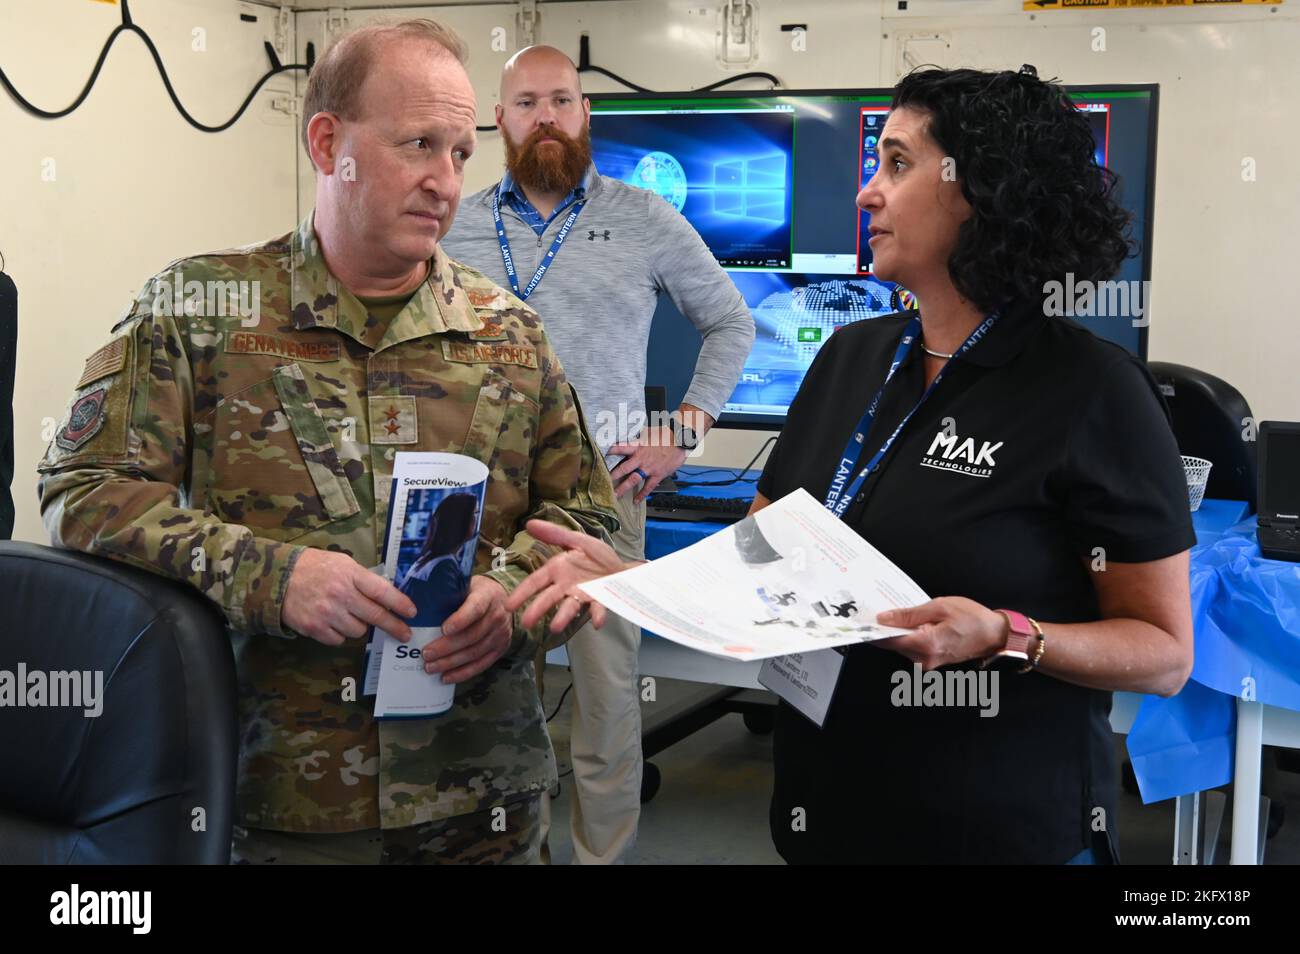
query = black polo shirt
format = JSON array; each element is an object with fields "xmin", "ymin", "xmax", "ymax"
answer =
[{"xmin": 757, "ymin": 299, "xmax": 1195, "ymax": 865}]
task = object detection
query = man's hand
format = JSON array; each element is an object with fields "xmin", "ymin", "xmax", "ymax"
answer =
[
  {"xmin": 503, "ymin": 519, "xmax": 630, "ymax": 633},
  {"xmin": 282, "ymin": 548, "xmax": 416, "ymax": 647},
  {"xmin": 609, "ymin": 427, "xmax": 688, "ymax": 502},
  {"xmin": 423, "ymin": 575, "xmax": 513, "ymax": 684}
]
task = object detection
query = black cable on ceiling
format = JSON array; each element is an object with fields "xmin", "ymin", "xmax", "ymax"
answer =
[
  {"xmin": 3, "ymin": 6, "xmax": 779, "ymax": 135},
  {"xmin": 0, "ymin": 0, "xmax": 315, "ymax": 133},
  {"xmin": 576, "ymin": 34, "xmax": 781, "ymax": 93}
]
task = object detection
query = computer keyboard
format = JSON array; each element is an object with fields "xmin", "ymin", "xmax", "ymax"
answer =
[{"xmin": 646, "ymin": 492, "xmax": 754, "ymax": 524}]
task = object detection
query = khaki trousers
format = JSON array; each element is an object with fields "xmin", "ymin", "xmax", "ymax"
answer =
[{"xmin": 537, "ymin": 491, "xmax": 645, "ymax": 864}]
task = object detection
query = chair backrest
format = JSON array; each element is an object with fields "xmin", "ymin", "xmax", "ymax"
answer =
[
  {"xmin": 0, "ymin": 542, "xmax": 237, "ymax": 863},
  {"xmin": 0, "ymin": 271, "xmax": 16, "ymax": 540},
  {"xmin": 1147, "ymin": 361, "xmax": 1257, "ymax": 512}
]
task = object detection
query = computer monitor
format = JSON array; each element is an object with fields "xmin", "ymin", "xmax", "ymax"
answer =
[
  {"xmin": 588, "ymin": 85, "xmax": 1159, "ymax": 430},
  {"xmin": 1258, "ymin": 422, "xmax": 1300, "ymax": 525}
]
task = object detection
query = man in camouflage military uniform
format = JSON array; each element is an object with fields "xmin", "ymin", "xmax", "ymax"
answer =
[{"xmin": 37, "ymin": 19, "xmax": 617, "ymax": 864}]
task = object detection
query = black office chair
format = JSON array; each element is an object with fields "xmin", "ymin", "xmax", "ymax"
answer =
[
  {"xmin": 0, "ymin": 269, "xmax": 16, "ymax": 540},
  {"xmin": 1147, "ymin": 361, "xmax": 1258, "ymax": 512},
  {"xmin": 0, "ymin": 542, "xmax": 238, "ymax": 863}
]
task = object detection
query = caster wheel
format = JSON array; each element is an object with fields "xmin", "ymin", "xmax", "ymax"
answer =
[
  {"xmin": 641, "ymin": 761, "xmax": 661, "ymax": 804},
  {"xmin": 743, "ymin": 707, "xmax": 775, "ymax": 735}
]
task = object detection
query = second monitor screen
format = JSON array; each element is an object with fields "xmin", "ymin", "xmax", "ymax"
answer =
[{"xmin": 590, "ymin": 105, "xmax": 796, "ymax": 268}]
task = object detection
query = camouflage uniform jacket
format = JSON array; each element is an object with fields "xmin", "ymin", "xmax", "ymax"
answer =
[{"xmin": 37, "ymin": 215, "xmax": 619, "ymax": 833}]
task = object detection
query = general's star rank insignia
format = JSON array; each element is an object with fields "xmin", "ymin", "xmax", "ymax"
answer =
[{"xmin": 368, "ymin": 395, "xmax": 418, "ymax": 445}]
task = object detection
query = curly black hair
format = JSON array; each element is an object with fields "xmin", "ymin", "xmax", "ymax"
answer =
[{"xmin": 891, "ymin": 66, "xmax": 1135, "ymax": 313}]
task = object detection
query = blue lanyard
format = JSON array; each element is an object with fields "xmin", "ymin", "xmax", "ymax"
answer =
[
  {"xmin": 492, "ymin": 189, "xmax": 586, "ymax": 301},
  {"xmin": 823, "ymin": 312, "xmax": 999, "ymax": 518}
]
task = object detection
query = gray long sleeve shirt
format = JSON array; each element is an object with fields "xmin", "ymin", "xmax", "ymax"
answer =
[{"xmin": 442, "ymin": 167, "xmax": 755, "ymax": 465}]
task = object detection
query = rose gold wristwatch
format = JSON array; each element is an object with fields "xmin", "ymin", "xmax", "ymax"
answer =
[{"xmin": 981, "ymin": 609, "xmax": 1034, "ymax": 672}]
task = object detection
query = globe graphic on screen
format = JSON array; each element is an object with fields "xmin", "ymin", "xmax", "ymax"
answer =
[
  {"xmin": 631, "ymin": 151, "xmax": 688, "ymax": 212},
  {"xmin": 755, "ymin": 278, "xmax": 895, "ymax": 364}
]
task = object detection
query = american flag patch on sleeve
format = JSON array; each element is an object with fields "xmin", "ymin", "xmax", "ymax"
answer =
[{"xmin": 76, "ymin": 336, "xmax": 128, "ymax": 388}]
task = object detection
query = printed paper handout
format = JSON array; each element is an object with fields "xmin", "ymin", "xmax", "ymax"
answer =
[{"xmin": 580, "ymin": 488, "xmax": 929, "ymax": 661}]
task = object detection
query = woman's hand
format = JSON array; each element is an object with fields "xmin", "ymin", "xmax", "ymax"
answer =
[
  {"xmin": 874, "ymin": 597, "xmax": 1009, "ymax": 670},
  {"xmin": 504, "ymin": 519, "xmax": 631, "ymax": 633}
]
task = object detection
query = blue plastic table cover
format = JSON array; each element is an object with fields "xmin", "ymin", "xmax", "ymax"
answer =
[{"xmin": 1130, "ymin": 507, "xmax": 1300, "ymax": 802}]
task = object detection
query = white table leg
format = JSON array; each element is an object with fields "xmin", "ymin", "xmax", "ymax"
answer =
[
  {"xmin": 1173, "ymin": 793, "xmax": 1199, "ymax": 864},
  {"xmin": 1230, "ymin": 698, "xmax": 1264, "ymax": 865}
]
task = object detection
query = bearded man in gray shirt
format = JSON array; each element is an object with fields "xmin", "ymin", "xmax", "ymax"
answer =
[{"xmin": 442, "ymin": 45, "xmax": 753, "ymax": 864}]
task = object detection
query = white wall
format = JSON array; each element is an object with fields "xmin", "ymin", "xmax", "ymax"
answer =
[
  {"xmin": 2, "ymin": 0, "xmax": 300, "ymax": 543},
  {"xmin": 880, "ymin": 0, "xmax": 1300, "ymax": 427}
]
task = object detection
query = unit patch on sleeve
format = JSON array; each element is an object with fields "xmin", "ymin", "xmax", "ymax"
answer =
[{"xmin": 55, "ymin": 387, "xmax": 110, "ymax": 451}]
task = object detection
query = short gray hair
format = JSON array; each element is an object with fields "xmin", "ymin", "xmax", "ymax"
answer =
[{"xmin": 301, "ymin": 19, "xmax": 469, "ymax": 163}]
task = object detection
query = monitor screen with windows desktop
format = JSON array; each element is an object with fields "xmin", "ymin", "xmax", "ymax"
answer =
[{"xmin": 588, "ymin": 86, "xmax": 1158, "ymax": 430}]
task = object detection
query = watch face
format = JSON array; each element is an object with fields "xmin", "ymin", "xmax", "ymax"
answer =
[{"xmin": 987, "ymin": 649, "xmax": 1029, "ymax": 672}]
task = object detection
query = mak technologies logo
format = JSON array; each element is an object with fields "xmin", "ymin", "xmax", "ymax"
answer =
[{"xmin": 920, "ymin": 428, "xmax": 1003, "ymax": 479}]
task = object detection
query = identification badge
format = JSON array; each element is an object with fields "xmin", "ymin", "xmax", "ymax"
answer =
[{"xmin": 758, "ymin": 650, "xmax": 845, "ymax": 728}]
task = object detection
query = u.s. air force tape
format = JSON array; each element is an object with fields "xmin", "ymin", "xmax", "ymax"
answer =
[{"xmin": 441, "ymin": 340, "xmax": 538, "ymax": 369}]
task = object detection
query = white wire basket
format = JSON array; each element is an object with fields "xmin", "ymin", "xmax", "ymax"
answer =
[{"xmin": 1182, "ymin": 456, "xmax": 1213, "ymax": 512}]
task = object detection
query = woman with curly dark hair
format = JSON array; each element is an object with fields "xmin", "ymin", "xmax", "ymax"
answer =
[{"xmin": 504, "ymin": 66, "xmax": 1195, "ymax": 864}]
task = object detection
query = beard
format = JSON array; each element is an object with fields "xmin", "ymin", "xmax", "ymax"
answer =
[{"xmin": 503, "ymin": 123, "xmax": 593, "ymax": 196}]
